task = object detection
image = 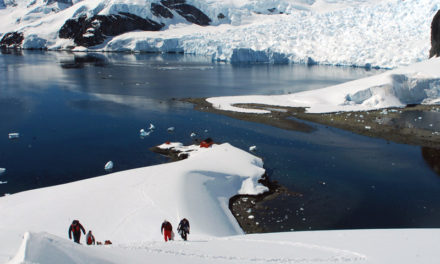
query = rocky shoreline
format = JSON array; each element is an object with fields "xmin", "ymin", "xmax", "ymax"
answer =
[
  {"xmin": 183, "ymin": 98, "xmax": 440, "ymax": 149},
  {"xmin": 153, "ymin": 100, "xmax": 440, "ymax": 233},
  {"xmin": 181, "ymin": 98, "xmax": 440, "ymax": 233},
  {"xmin": 150, "ymin": 142, "xmax": 295, "ymax": 234}
]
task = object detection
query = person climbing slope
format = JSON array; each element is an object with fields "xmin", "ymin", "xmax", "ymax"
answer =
[
  {"xmin": 177, "ymin": 218, "xmax": 190, "ymax": 241},
  {"xmin": 86, "ymin": 230, "xmax": 95, "ymax": 245},
  {"xmin": 161, "ymin": 220, "xmax": 173, "ymax": 242},
  {"xmin": 68, "ymin": 220, "xmax": 86, "ymax": 244}
]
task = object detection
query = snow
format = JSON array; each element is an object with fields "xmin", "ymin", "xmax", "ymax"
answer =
[
  {"xmin": 10, "ymin": 91, "xmax": 440, "ymax": 264},
  {"xmin": 207, "ymin": 57, "xmax": 440, "ymax": 114},
  {"xmin": 1, "ymin": 0, "xmax": 438, "ymax": 68},
  {"xmin": 0, "ymin": 142, "xmax": 439, "ymax": 263},
  {"xmin": 2, "ymin": 0, "xmax": 440, "ymax": 262}
]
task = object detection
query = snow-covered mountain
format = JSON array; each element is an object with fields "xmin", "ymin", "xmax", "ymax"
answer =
[{"xmin": 0, "ymin": 0, "xmax": 439, "ymax": 68}]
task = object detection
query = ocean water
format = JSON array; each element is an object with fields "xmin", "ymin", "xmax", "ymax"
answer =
[{"xmin": 1, "ymin": 50, "xmax": 439, "ymax": 231}]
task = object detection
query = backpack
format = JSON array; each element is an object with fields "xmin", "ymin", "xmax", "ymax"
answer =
[{"xmin": 87, "ymin": 235, "xmax": 93, "ymax": 245}]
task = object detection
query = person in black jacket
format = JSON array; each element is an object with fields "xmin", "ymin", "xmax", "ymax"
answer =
[
  {"xmin": 177, "ymin": 218, "xmax": 190, "ymax": 241},
  {"xmin": 68, "ymin": 220, "xmax": 86, "ymax": 244}
]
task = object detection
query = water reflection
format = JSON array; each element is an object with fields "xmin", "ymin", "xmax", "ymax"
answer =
[
  {"xmin": 0, "ymin": 48, "xmax": 22, "ymax": 56},
  {"xmin": 422, "ymin": 147, "xmax": 440, "ymax": 176},
  {"xmin": 60, "ymin": 53, "xmax": 108, "ymax": 69}
]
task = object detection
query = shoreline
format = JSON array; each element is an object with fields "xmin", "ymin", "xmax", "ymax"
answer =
[
  {"xmin": 153, "ymin": 99, "xmax": 440, "ymax": 234},
  {"xmin": 181, "ymin": 98, "xmax": 440, "ymax": 233},
  {"xmin": 150, "ymin": 143, "xmax": 292, "ymax": 234},
  {"xmin": 183, "ymin": 98, "xmax": 440, "ymax": 149}
]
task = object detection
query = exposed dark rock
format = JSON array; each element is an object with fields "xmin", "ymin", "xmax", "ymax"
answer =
[
  {"xmin": 217, "ymin": 13, "xmax": 225, "ymax": 19},
  {"xmin": 160, "ymin": 0, "xmax": 211, "ymax": 26},
  {"xmin": 160, "ymin": 0, "xmax": 185, "ymax": 5},
  {"xmin": 59, "ymin": 13, "xmax": 163, "ymax": 47},
  {"xmin": 430, "ymin": 10, "xmax": 440, "ymax": 58},
  {"xmin": 151, "ymin": 3, "xmax": 173, "ymax": 18},
  {"xmin": 0, "ymin": 32, "xmax": 24, "ymax": 49},
  {"xmin": 44, "ymin": 0, "xmax": 72, "ymax": 6}
]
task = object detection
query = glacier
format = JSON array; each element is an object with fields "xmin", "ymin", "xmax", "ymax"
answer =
[{"xmin": 0, "ymin": 0, "xmax": 439, "ymax": 68}]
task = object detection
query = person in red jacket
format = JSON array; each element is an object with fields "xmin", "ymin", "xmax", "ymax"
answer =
[
  {"xmin": 161, "ymin": 220, "xmax": 173, "ymax": 242},
  {"xmin": 68, "ymin": 220, "xmax": 86, "ymax": 244},
  {"xmin": 86, "ymin": 230, "xmax": 95, "ymax": 245}
]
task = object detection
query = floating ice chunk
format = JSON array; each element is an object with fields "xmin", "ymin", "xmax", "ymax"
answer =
[
  {"xmin": 167, "ymin": 127, "xmax": 175, "ymax": 132},
  {"xmin": 0, "ymin": 181, "xmax": 7, "ymax": 184},
  {"xmin": 104, "ymin": 161, "xmax": 114, "ymax": 171},
  {"xmin": 248, "ymin": 215, "xmax": 255, "ymax": 219},
  {"xmin": 365, "ymin": 126, "xmax": 371, "ymax": 130},
  {"xmin": 139, "ymin": 129, "xmax": 149, "ymax": 137},
  {"xmin": 0, "ymin": 168, "xmax": 5, "ymax": 175},
  {"xmin": 8, "ymin": 133, "xmax": 19, "ymax": 139},
  {"xmin": 149, "ymin": 123, "xmax": 155, "ymax": 130},
  {"xmin": 190, "ymin": 132, "xmax": 197, "ymax": 138},
  {"xmin": 204, "ymin": 129, "xmax": 208, "ymax": 133},
  {"xmin": 249, "ymin": 146, "xmax": 257, "ymax": 152}
]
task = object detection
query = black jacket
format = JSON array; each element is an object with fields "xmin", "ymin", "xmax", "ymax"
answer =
[{"xmin": 69, "ymin": 221, "xmax": 86, "ymax": 239}]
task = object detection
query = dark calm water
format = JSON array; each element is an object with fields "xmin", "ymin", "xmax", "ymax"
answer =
[{"xmin": 1, "ymin": 50, "xmax": 439, "ymax": 232}]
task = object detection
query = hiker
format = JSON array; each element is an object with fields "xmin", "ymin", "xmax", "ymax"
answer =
[
  {"xmin": 68, "ymin": 220, "xmax": 86, "ymax": 244},
  {"xmin": 86, "ymin": 230, "xmax": 95, "ymax": 245},
  {"xmin": 200, "ymin": 138, "xmax": 213, "ymax": 148},
  {"xmin": 161, "ymin": 220, "xmax": 173, "ymax": 242},
  {"xmin": 177, "ymin": 218, "xmax": 190, "ymax": 241}
]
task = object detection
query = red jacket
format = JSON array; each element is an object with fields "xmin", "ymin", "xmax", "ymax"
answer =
[{"xmin": 161, "ymin": 221, "xmax": 172, "ymax": 233}]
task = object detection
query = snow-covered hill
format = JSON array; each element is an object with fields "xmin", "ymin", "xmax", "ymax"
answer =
[
  {"xmin": 207, "ymin": 55, "xmax": 440, "ymax": 113},
  {"xmin": 1, "ymin": 143, "xmax": 439, "ymax": 264},
  {"xmin": 0, "ymin": 0, "xmax": 439, "ymax": 68}
]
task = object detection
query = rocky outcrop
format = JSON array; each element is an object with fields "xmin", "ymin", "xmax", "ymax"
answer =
[
  {"xmin": 151, "ymin": 3, "xmax": 173, "ymax": 19},
  {"xmin": 160, "ymin": 0, "xmax": 211, "ymax": 26},
  {"xmin": 0, "ymin": 32, "xmax": 24, "ymax": 49},
  {"xmin": 430, "ymin": 10, "xmax": 440, "ymax": 58},
  {"xmin": 59, "ymin": 12, "xmax": 163, "ymax": 47},
  {"xmin": 44, "ymin": 0, "xmax": 72, "ymax": 6}
]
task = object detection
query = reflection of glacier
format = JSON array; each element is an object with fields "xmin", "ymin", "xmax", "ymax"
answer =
[{"xmin": 89, "ymin": 93, "xmax": 189, "ymax": 112}]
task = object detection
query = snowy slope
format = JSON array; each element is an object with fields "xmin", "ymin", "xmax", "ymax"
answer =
[
  {"xmin": 7, "ymin": 229, "xmax": 440, "ymax": 264},
  {"xmin": 1, "ymin": 0, "xmax": 439, "ymax": 68},
  {"xmin": 207, "ymin": 56, "xmax": 440, "ymax": 113},
  {"xmin": 1, "ymin": 142, "xmax": 440, "ymax": 264},
  {"xmin": 0, "ymin": 143, "xmax": 265, "ymax": 262}
]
